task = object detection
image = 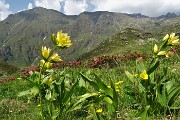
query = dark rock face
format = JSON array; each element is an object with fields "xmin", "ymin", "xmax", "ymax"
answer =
[{"xmin": 0, "ymin": 46, "xmax": 13, "ymax": 62}]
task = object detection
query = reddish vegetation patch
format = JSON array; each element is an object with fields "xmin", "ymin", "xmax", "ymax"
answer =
[{"xmin": 0, "ymin": 77, "xmax": 17, "ymax": 83}]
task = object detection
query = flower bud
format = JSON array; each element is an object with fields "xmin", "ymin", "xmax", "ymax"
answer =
[
  {"xmin": 163, "ymin": 34, "xmax": 169, "ymax": 41},
  {"xmin": 153, "ymin": 44, "xmax": 158, "ymax": 54},
  {"xmin": 157, "ymin": 51, "xmax": 167, "ymax": 56}
]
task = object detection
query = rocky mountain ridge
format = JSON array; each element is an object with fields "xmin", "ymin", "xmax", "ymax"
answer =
[{"xmin": 0, "ymin": 7, "xmax": 180, "ymax": 66}]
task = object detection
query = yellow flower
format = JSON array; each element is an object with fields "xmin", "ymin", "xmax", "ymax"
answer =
[
  {"xmin": 37, "ymin": 104, "xmax": 41, "ymax": 107},
  {"xmin": 96, "ymin": 108, "xmax": 102, "ymax": 113},
  {"xmin": 163, "ymin": 34, "xmax": 169, "ymax": 41},
  {"xmin": 116, "ymin": 89, "xmax": 120, "ymax": 92},
  {"xmin": 168, "ymin": 33, "xmax": 179, "ymax": 45},
  {"xmin": 49, "ymin": 52, "xmax": 62, "ymax": 62},
  {"xmin": 42, "ymin": 46, "xmax": 51, "ymax": 60},
  {"xmin": 153, "ymin": 44, "xmax": 158, "ymax": 54},
  {"xmin": 40, "ymin": 59, "xmax": 52, "ymax": 69},
  {"xmin": 51, "ymin": 31, "xmax": 72, "ymax": 48},
  {"xmin": 140, "ymin": 70, "xmax": 148, "ymax": 80},
  {"xmin": 171, "ymin": 39, "xmax": 180, "ymax": 45},
  {"xmin": 43, "ymin": 76, "xmax": 54, "ymax": 84},
  {"xmin": 165, "ymin": 51, "xmax": 174, "ymax": 58},
  {"xmin": 107, "ymin": 85, "xmax": 111, "ymax": 88},
  {"xmin": 157, "ymin": 51, "xmax": 167, "ymax": 56},
  {"xmin": 115, "ymin": 86, "xmax": 120, "ymax": 89},
  {"xmin": 115, "ymin": 81, "xmax": 124, "ymax": 85}
]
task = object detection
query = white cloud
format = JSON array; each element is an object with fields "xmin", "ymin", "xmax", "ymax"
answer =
[
  {"xmin": 28, "ymin": 3, "xmax": 33, "ymax": 9},
  {"xmin": 64, "ymin": 0, "xmax": 88, "ymax": 15},
  {"xmin": 34, "ymin": 0, "xmax": 63, "ymax": 11},
  {"xmin": 90, "ymin": 0, "xmax": 180, "ymax": 17},
  {"xmin": 9, "ymin": 0, "xmax": 179, "ymax": 17},
  {"xmin": 0, "ymin": 0, "xmax": 12, "ymax": 21}
]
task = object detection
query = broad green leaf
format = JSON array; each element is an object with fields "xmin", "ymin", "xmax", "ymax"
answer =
[
  {"xmin": 89, "ymin": 105, "xmax": 99, "ymax": 120},
  {"xmin": 18, "ymin": 90, "xmax": 31, "ymax": 97},
  {"xmin": 62, "ymin": 80, "xmax": 78, "ymax": 104},
  {"xmin": 157, "ymin": 85, "xmax": 168, "ymax": 107},
  {"xmin": 72, "ymin": 93, "xmax": 98, "ymax": 109},
  {"xmin": 79, "ymin": 78, "xmax": 86, "ymax": 87},
  {"xmin": 45, "ymin": 89, "xmax": 52, "ymax": 100},
  {"xmin": 160, "ymin": 39, "xmax": 168, "ymax": 49},
  {"xmin": 103, "ymin": 96, "xmax": 113, "ymax": 104},
  {"xmin": 138, "ymin": 83, "xmax": 146, "ymax": 93},
  {"xmin": 79, "ymin": 72, "xmax": 99, "ymax": 91},
  {"xmin": 52, "ymin": 109, "xmax": 60, "ymax": 119},
  {"xmin": 169, "ymin": 99, "xmax": 180, "ymax": 109},
  {"xmin": 107, "ymin": 104, "xmax": 115, "ymax": 113},
  {"xmin": 138, "ymin": 105, "xmax": 150, "ymax": 120},
  {"xmin": 137, "ymin": 62, "xmax": 146, "ymax": 73},
  {"xmin": 167, "ymin": 85, "xmax": 180, "ymax": 104},
  {"xmin": 60, "ymin": 79, "xmax": 65, "ymax": 103},
  {"xmin": 30, "ymin": 87, "xmax": 39, "ymax": 96},
  {"xmin": 18, "ymin": 87, "xmax": 39, "ymax": 97},
  {"xmin": 125, "ymin": 71, "xmax": 134, "ymax": 83},
  {"xmin": 147, "ymin": 60, "xmax": 159, "ymax": 75},
  {"xmin": 93, "ymin": 73, "xmax": 113, "ymax": 97}
]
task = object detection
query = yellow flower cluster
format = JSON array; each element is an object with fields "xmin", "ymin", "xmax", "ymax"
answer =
[
  {"xmin": 163, "ymin": 33, "xmax": 180, "ymax": 46},
  {"xmin": 51, "ymin": 31, "xmax": 72, "ymax": 48},
  {"xmin": 107, "ymin": 81, "xmax": 123, "ymax": 92},
  {"xmin": 40, "ymin": 31, "xmax": 72, "ymax": 69}
]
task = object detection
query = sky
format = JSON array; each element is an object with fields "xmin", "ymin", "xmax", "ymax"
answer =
[{"xmin": 0, "ymin": 0, "xmax": 180, "ymax": 21}]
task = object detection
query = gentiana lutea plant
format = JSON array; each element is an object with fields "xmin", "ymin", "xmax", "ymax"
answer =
[
  {"xmin": 18, "ymin": 31, "xmax": 81, "ymax": 119},
  {"xmin": 125, "ymin": 33, "xmax": 180, "ymax": 119}
]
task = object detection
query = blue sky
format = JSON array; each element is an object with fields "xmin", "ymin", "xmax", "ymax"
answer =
[
  {"xmin": 6, "ymin": 0, "xmax": 34, "ymax": 12},
  {"xmin": 0, "ymin": 0, "xmax": 180, "ymax": 21}
]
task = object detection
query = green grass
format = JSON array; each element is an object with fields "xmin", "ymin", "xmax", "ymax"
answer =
[
  {"xmin": 0, "ymin": 78, "xmax": 39, "ymax": 120},
  {"xmin": 0, "ymin": 45, "xmax": 179, "ymax": 119},
  {"xmin": 0, "ymin": 64, "xmax": 179, "ymax": 119}
]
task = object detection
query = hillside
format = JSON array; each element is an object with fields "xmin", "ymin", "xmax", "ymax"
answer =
[
  {"xmin": 78, "ymin": 28, "xmax": 154, "ymax": 60},
  {"xmin": 0, "ymin": 7, "xmax": 180, "ymax": 66}
]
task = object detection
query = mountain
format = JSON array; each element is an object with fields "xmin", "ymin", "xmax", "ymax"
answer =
[
  {"xmin": 157, "ymin": 12, "xmax": 177, "ymax": 19},
  {"xmin": 78, "ymin": 28, "xmax": 153, "ymax": 60},
  {"xmin": 0, "ymin": 7, "xmax": 180, "ymax": 66}
]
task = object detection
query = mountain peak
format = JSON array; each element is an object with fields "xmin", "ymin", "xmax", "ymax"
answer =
[{"xmin": 157, "ymin": 12, "xmax": 177, "ymax": 19}]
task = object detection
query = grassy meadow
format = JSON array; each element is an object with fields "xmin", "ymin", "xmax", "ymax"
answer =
[{"xmin": 0, "ymin": 32, "xmax": 180, "ymax": 120}]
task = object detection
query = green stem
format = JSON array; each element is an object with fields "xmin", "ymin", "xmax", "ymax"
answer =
[
  {"xmin": 38, "ymin": 46, "xmax": 57, "ymax": 119},
  {"xmin": 39, "ymin": 67, "xmax": 45, "ymax": 120}
]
